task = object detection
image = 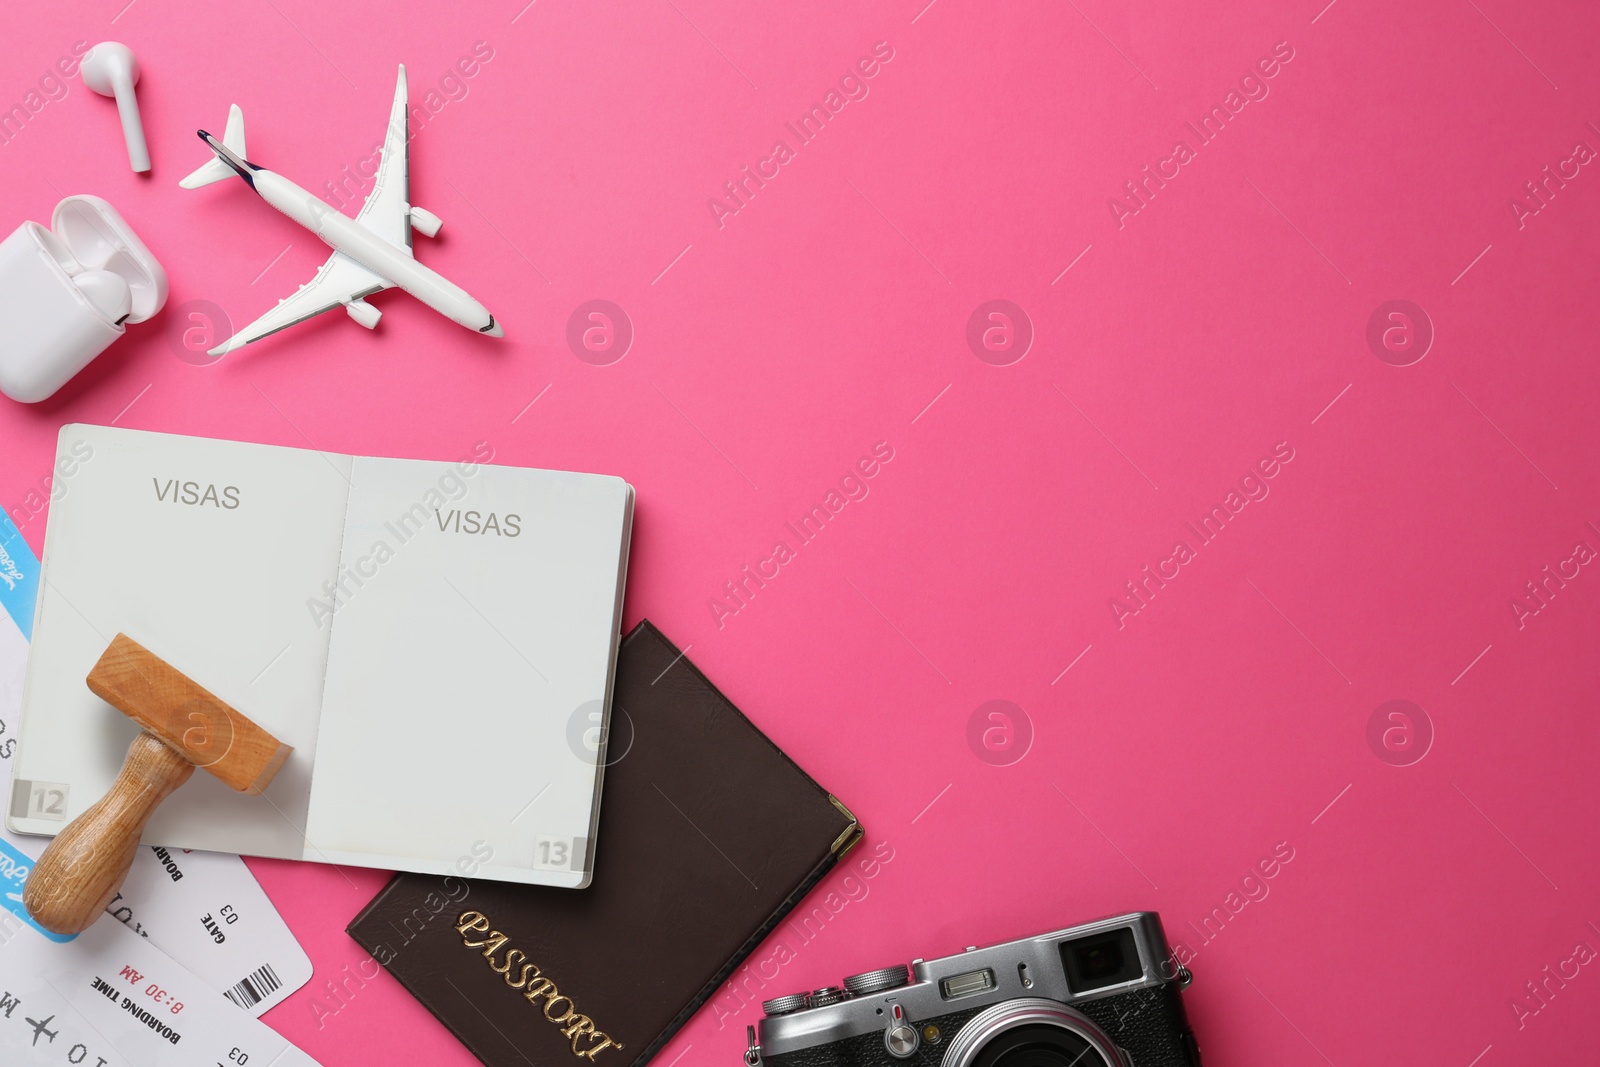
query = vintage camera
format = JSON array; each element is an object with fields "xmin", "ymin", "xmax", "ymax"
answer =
[{"xmin": 746, "ymin": 912, "xmax": 1201, "ymax": 1067}]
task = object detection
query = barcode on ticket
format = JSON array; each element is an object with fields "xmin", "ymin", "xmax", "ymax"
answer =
[{"xmin": 223, "ymin": 963, "xmax": 282, "ymax": 1009}]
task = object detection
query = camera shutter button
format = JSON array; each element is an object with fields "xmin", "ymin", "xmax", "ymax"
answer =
[{"xmin": 884, "ymin": 1003, "xmax": 919, "ymax": 1059}]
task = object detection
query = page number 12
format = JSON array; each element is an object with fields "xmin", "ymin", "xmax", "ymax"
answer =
[{"xmin": 21, "ymin": 780, "xmax": 69, "ymax": 821}]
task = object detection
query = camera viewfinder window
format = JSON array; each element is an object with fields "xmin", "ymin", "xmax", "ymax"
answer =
[{"xmin": 1060, "ymin": 927, "xmax": 1143, "ymax": 993}]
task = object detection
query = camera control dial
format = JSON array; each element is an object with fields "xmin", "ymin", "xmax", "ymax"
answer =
[
  {"xmin": 809, "ymin": 986, "xmax": 846, "ymax": 1007},
  {"xmin": 760, "ymin": 994, "xmax": 809, "ymax": 1016},
  {"xmin": 843, "ymin": 965, "xmax": 910, "ymax": 995},
  {"xmin": 884, "ymin": 1003, "xmax": 919, "ymax": 1059}
]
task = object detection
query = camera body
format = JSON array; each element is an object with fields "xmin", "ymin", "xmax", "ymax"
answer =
[{"xmin": 748, "ymin": 912, "xmax": 1201, "ymax": 1067}]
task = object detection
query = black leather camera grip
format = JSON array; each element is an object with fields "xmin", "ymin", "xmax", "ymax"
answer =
[{"xmin": 1078, "ymin": 982, "xmax": 1203, "ymax": 1067}]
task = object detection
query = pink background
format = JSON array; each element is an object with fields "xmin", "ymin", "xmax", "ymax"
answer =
[{"xmin": 4, "ymin": 0, "xmax": 1600, "ymax": 1063}]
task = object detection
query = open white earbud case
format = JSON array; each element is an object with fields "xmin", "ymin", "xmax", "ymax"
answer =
[{"xmin": 0, "ymin": 195, "xmax": 167, "ymax": 403}]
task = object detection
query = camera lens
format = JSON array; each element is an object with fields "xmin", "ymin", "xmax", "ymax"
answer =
[
  {"xmin": 942, "ymin": 1000, "xmax": 1120, "ymax": 1067},
  {"xmin": 971, "ymin": 1024, "xmax": 1109, "ymax": 1067}
]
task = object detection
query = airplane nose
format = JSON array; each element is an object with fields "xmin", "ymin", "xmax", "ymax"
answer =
[{"xmin": 481, "ymin": 316, "xmax": 504, "ymax": 338}]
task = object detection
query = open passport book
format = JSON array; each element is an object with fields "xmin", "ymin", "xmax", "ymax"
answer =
[{"xmin": 8, "ymin": 424, "xmax": 633, "ymax": 888}]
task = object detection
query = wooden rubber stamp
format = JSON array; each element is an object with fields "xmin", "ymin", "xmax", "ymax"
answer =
[{"xmin": 24, "ymin": 633, "xmax": 292, "ymax": 935}]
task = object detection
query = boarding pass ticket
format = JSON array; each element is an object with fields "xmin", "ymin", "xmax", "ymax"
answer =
[
  {"xmin": 0, "ymin": 916, "xmax": 320, "ymax": 1066},
  {"xmin": 0, "ymin": 518, "xmax": 312, "ymax": 1016}
]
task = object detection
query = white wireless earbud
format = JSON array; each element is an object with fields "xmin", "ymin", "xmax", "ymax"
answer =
[
  {"xmin": 81, "ymin": 43, "xmax": 149, "ymax": 173},
  {"xmin": 72, "ymin": 269, "xmax": 134, "ymax": 325}
]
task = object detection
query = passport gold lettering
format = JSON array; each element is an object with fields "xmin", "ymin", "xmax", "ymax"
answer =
[
  {"xmin": 581, "ymin": 1037, "xmax": 617, "ymax": 1060},
  {"xmin": 491, "ymin": 947, "xmax": 526, "ymax": 976},
  {"xmin": 505, "ymin": 959, "xmax": 542, "ymax": 989},
  {"xmin": 456, "ymin": 910, "xmax": 623, "ymax": 1060},
  {"xmin": 522, "ymin": 977, "xmax": 556, "ymax": 1001}
]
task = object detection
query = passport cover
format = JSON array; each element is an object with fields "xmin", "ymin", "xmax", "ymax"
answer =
[{"xmin": 346, "ymin": 619, "xmax": 861, "ymax": 1067}]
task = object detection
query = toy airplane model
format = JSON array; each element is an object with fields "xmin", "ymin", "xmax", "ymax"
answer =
[{"xmin": 180, "ymin": 65, "xmax": 502, "ymax": 355}]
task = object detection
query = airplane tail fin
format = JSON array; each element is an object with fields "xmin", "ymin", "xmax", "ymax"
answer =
[{"xmin": 179, "ymin": 105, "xmax": 247, "ymax": 189}]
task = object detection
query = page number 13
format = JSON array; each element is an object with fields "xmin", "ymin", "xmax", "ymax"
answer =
[{"xmin": 534, "ymin": 835, "xmax": 581, "ymax": 872}]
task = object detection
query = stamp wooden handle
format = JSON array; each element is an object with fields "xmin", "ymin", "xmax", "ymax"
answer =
[
  {"xmin": 23, "ymin": 635, "xmax": 291, "ymax": 936},
  {"xmin": 24, "ymin": 733, "xmax": 195, "ymax": 936}
]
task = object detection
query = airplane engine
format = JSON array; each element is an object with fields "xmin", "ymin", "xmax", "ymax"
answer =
[
  {"xmin": 346, "ymin": 299, "xmax": 382, "ymax": 329},
  {"xmin": 409, "ymin": 206, "xmax": 442, "ymax": 237}
]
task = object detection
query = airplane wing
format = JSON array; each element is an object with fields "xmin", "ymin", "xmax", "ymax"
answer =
[
  {"xmin": 353, "ymin": 65, "xmax": 415, "ymax": 254},
  {"xmin": 208, "ymin": 252, "xmax": 390, "ymax": 355}
]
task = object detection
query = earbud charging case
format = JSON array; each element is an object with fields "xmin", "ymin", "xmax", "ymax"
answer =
[{"xmin": 0, "ymin": 195, "xmax": 167, "ymax": 403}]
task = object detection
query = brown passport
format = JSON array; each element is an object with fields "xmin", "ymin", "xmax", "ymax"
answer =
[{"xmin": 347, "ymin": 620, "xmax": 861, "ymax": 1066}]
